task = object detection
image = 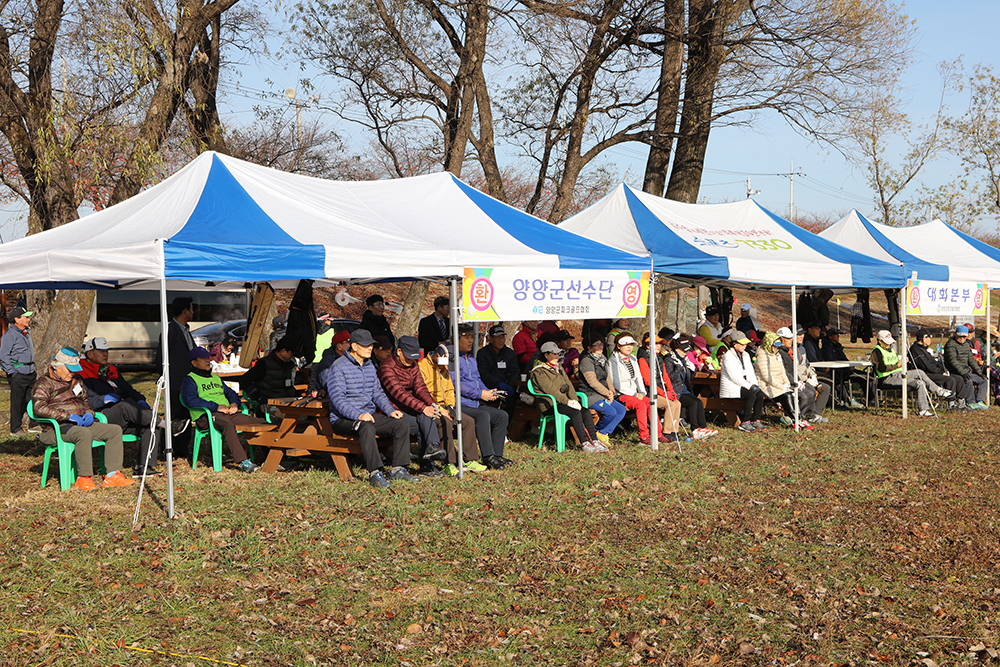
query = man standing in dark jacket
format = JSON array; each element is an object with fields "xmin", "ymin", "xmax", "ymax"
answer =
[
  {"xmin": 909, "ymin": 330, "xmax": 967, "ymax": 409},
  {"xmin": 378, "ymin": 335, "xmax": 445, "ymax": 476},
  {"xmin": 359, "ymin": 294, "xmax": 395, "ymax": 346},
  {"xmin": 477, "ymin": 324, "xmax": 520, "ymax": 416},
  {"xmin": 327, "ymin": 329, "xmax": 416, "ymax": 489},
  {"xmin": 418, "ymin": 296, "xmax": 450, "ymax": 354},
  {"xmin": 156, "ymin": 296, "xmax": 195, "ymax": 442},
  {"xmin": 944, "ymin": 325, "xmax": 989, "ymax": 409},
  {"xmin": 1, "ymin": 305, "xmax": 37, "ymax": 435}
]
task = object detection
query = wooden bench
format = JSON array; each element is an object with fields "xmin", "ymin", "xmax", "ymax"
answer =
[
  {"xmin": 244, "ymin": 397, "xmax": 393, "ymax": 480},
  {"xmin": 691, "ymin": 371, "xmax": 745, "ymax": 427}
]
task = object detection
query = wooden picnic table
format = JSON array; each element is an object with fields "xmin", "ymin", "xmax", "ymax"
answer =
[
  {"xmin": 244, "ymin": 397, "xmax": 391, "ymax": 480},
  {"xmin": 690, "ymin": 371, "xmax": 745, "ymax": 427}
]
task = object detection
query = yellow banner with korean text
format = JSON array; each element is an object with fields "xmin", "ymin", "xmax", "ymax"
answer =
[{"xmin": 462, "ymin": 268, "xmax": 650, "ymax": 322}]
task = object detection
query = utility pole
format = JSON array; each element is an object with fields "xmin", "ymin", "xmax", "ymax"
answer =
[
  {"xmin": 746, "ymin": 177, "xmax": 761, "ymax": 200},
  {"xmin": 778, "ymin": 160, "xmax": 805, "ymax": 221},
  {"xmin": 284, "ymin": 88, "xmax": 321, "ymax": 151}
]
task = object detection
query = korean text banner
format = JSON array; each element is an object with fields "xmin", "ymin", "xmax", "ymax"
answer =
[
  {"xmin": 462, "ymin": 268, "xmax": 650, "ymax": 322},
  {"xmin": 905, "ymin": 279, "xmax": 988, "ymax": 316}
]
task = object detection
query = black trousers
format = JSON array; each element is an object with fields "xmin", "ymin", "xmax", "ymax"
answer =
[
  {"xmin": 461, "ymin": 404, "xmax": 507, "ymax": 458},
  {"xmin": 102, "ymin": 399, "xmax": 163, "ymax": 469},
  {"xmin": 399, "ymin": 412, "xmax": 440, "ymax": 455},
  {"xmin": 739, "ymin": 387, "xmax": 764, "ymax": 422},
  {"xmin": 677, "ymin": 393, "xmax": 706, "ymax": 429},
  {"xmin": 926, "ymin": 372, "xmax": 966, "ymax": 401},
  {"xmin": 331, "ymin": 413, "xmax": 410, "ymax": 472},
  {"xmin": 7, "ymin": 371, "xmax": 35, "ymax": 432},
  {"xmin": 553, "ymin": 402, "xmax": 597, "ymax": 443}
]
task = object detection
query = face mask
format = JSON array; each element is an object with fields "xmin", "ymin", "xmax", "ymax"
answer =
[{"xmin": 436, "ymin": 355, "xmax": 449, "ymax": 366}]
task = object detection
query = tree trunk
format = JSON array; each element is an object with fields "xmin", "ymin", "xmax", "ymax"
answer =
[
  {"xmin": 472, "ymin": 68, "xmax": 506, "ymax": 202},
  {"xmin": 395, "ymin": 281, "xmax": 431, "ymax": 337},
  {"xmin": 28, "ymin": 289, "xmax": 95, "ymax": 372},
  {"xmin": 185, "ymin": 19, "xmax": 227, "ymax": 154},
  {"xmin": 642, "ymin": 0, "xmax": 685, "ymax": 197}
]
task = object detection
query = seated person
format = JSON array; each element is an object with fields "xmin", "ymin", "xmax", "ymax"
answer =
[
  {"xmin": 79, "ymin": 336, "xmax": 165, "ymax": 477},
  {"xmin": 697, "ymin": 306, "xmax": 723, "ymax": 347},
  {"xmin": 208, "ymin": 336, "xmax": 238, "ymax": 364},
  {"xmin": 372, "ymin": 335, "xmax": 393, "ymax": 370},
  {"xmin": 32, "ymin": 347, "xmax": 134, "ymax": 490},
  {"xmin": 512, "ymin": 320, "xmax": 539, "ymax": 367},
  {"xmin": 719, "ymin": 336, "xmax": 765, "ymax": 432},
  {"xmin": 802, "ymin": 324, "xmax": 823, "ymax": 363},
  {"xmin": 604, "ymin": 318, "xmax": 631, "ymax": 353},
  {"xmin": 181, "ymin": 347, "xmax": 268, "ymax": 473},
  {"xmin": 477, "ymin": 324, "xmax": 520, "ymax": 415},
  {"xmin": 872, "ymin": 330, "xmax": 954, "ymax": 417},
  {"xmin": 735, "ymin": 303, "xmax": 765, "ymax": 340},
  {"xmin": 821, "ymin": 327, "xmax": 866, "ymax": 407},
  {"xmin": 712, "ymin": 328, "xmax": 736, "ymax": 365},
  {"xmin": 556, "ymin": 330, "xmax": 580, "ymax": 377},
  {"xmin": 754, "ymin": 333, "xmax": 808, "ymax": 429},
  {"xmin": 777, "ymin": 326, "xmax": 831, "ymax": 424},
  {"xmin": 455, "ymin": 324, "xmax": 512, "ymax": 470},
  {"xmin": 638, "ymin": 333, "xmax": 683, "ymax": 442},
  {"xmin": 944, "ymin": 325, "xmax": 989, "ymax": 409},
  {"xmin": 358, "ymin": 294, "xmax": 395, "ymax": 347},
  {"xmin": 577, "ymin": 333, "xmax": 627, "ymax": 446},
  {"xmin": 238, "ymin": 337, "xmax": 298, "ymax": 415},
  {"xmin": 609, "ymin": 333, "xmax": 664, "ymax": 446},
  {"xmin": 377, "ymin": 335, "xmax": 447, "ymax": 476},
  {"xmin": 419, "ymin": 343, "xmax": 483, "ymax": 476},
  {"xmin": 326, "ymin": 329, "xmax": 416, "ymax": 489},
  {"xmin": 530, "ymin": 341, "xmax": 602, "ymax": 452},
  {"xmin": 692, "ymin": 335, "xmax": 716, "ymax": 371},
  {"xmin": 662, "ymin": 336, "xmax": 716, "ymax": 439},
  {"xmin": 909, "ymin": 329, "xmax": 967, "ymax": 410},
  {"xmin": 308, "ymin": 330, "xmax": 351, "ymax": 397}
]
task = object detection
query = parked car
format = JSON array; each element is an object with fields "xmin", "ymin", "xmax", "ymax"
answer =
[{"xmin": 192, "ymin": 320, "xmax": 248, "ymax": 347}]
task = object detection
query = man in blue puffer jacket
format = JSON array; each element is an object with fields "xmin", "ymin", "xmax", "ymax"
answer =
[{"xmin": 327, "ymin": 328, "xmax": 417, "ymax": 489}]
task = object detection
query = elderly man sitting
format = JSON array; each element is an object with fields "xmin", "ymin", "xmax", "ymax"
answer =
[
  {"xmin": 32, "ymin": 348, "xmax": 134, "ymax": 490},
  {"xmin": 944, "ymin": 325, "xmax": 989, "ymax": 410},
  {"xmin": 909, "ymin": 329, "xmax": 968, "ymax": 410},
  {"xmin": 79, "ymin": 336, "xmax": 165, "ymax": 477},
  {"xmin": 872, "ymin": 330, "xmax": 954, "ymax": 417}
]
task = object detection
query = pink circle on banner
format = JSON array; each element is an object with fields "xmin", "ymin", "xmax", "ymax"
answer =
[
  {"xmin": 909, "ymin": 286, "xmax": 920, "ymax": 310},
  {"xmin": 469, "ymin": 277, "xmax": 494, "ymax": 312},
  {"xmin": 622, "ymin": 280, "xmax": 642, "ymax": 309},
  {"xmin": 975, "ymin": 289, "xmax": 984, "ymax": 310}
]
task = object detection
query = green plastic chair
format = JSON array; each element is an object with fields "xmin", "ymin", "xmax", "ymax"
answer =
[
  {"xmin": 180, "ymin": 396, "xmax": 225, "ymax": 472},
  {"xmin": 29, "ymin": 401, "xmax": 106, "ymax": 491},
  {"xmin": 526, "ymin": 378, "xmax": 589, "ymax": 453},
  {"xmin": 94, "ymin": 410, "xmax": 140, "ymax": 444}
]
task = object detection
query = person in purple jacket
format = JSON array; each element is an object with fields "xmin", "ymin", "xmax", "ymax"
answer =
[
  {"xmin": 326, "ymin": 328, "xmax": 417, "ymax": 489},
  {"xmin": 454, "ymin": 324, "xmax": 513, "ymax": 470}
]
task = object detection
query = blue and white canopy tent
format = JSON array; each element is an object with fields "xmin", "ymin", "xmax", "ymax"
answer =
[
  {"xmin": 560, "ymin": 184, "xmax": 910, "ymax": 425},
  {"xmin": 0, "ymin": 152, "xmax": 651, "ymax": 515}
]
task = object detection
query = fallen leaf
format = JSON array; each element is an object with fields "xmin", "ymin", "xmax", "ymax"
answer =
[
  {"xmin": 406, "ymin": 623, "xmax": 423, "ymax": 634},
  {"xmin": 295, "ymin": 597, "xmax": 317, "ymax": 607}
]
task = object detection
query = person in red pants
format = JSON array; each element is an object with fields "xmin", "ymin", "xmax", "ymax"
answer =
[{"xmin": 608, "ymin": 334, "xmax": 665, "ymax": 446}]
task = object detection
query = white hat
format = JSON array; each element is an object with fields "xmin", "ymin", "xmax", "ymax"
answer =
[
  {"xmin": 616, "ymin": 335, "xmax": 637, "ymax": 346},
  {"xmin": 539, "ymin": 341, "xmax": 560, "ymax": 355},
  {"xmin": 740, "ymin": 303, "xmax": 751, "ymax": 311},
  {"xmin": 877, "ymin": 330, "xmax": 895, "ymax": 344},
  {"xmin": 720, "ymin": 328, "xmax": 736, "ymax": 339},
  {"xmin": 776, "ymin": 327, "xmax": 793, "ymax": 339},
  {"xmin": 83, "ymin": 336, "xmax": 110, "ymax": 352}
]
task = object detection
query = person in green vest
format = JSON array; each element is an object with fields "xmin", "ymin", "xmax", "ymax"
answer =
[
  {"xmin": 871, "ymin": 330, "xmax": 954, "ymax": 418},
  {"xmin": 313, "ymin": 314, "xmax": 336, "ymax": 364},
  {"xmin": 180, "ymin": 347, "xmax": 268, "ymax": 473}
]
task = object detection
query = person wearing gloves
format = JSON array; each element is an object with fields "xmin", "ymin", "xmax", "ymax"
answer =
[
  {"xmin": 418, "ymin": 343, "xmax": 484, "ymax": 476},
  {"xmin": 454, "ymin": 324, "xmax": 512, "ymax": 470},
  {"xmin": 777, "ymin": 326, "xmax": 831, "ymax": 424},
  {"xmin": 181, "ymin": 347, "xmax": 269, "ymax": 473},
  {"xmin": 32, "ymin": 347, "xmax": 134, "ymax": 491},
  {"xmin": 577, "ymin": 333, "xmax": 627, "ymax": 446},
  {"xmin": 944, "ymin": 325, "xmax": 989, "ymax": 409},
  {"xmin": 871, "ymin": 329, "xmax": 955, "ymax": 417},
  {"xmin": 719, "ymin": 336, "xmax": 765, "ymax": 432},
  {"xmin": 609, "ymin": 333, "xmax": 665, "ymax": 446},
  {"xmin": 79, "ymin": 336, "xmax": 166, "ymax": 477},
  {"xmin": 530, "ymin": 341, "xmax": 603, "ymax": 453}
]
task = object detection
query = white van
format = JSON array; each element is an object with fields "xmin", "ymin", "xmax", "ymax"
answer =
[{"xmin": 85, "ymin": 290, "xmax": 249, "ymax": 366}]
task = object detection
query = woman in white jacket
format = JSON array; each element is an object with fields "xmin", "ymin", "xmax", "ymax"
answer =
[
  {"xmin": 719, "ymin": 336, "xmax": 765, "ymax": 432},
  {"xmin": 609, "ymin": 334, "xmax": 665, "ymax": 445}
]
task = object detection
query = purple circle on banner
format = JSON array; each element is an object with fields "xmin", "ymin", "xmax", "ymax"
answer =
[
  {"xmin": 469, "ymin": 277, "xmax": 494, "ymax": 312},
  {"xmin": 622, "ymin": 280, "xmax": 642, "ymax": 309}
]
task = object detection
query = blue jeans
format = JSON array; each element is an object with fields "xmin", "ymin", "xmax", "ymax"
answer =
[{"xmin": 590, "ymin": 398, "xmax": 627, "ymax": 435}]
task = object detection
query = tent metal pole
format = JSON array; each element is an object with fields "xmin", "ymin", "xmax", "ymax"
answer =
[
  {"xmin": 900, "ymin": 288, "xmax": 908, "ymax": 419},
  {"xmin": 159, "ymin": 240, "xmax": 174, "ymax": 519},
  {"xmin": 988, "ymin": 289, "xmax": 993, "ymax": 408},
  {"xmin": 648, "ymin": 270, "xmax": 658, "ymax": 451},
  {"xmin": 450, "ymin": 278, "xmax": 464, "ymax": 479},
  {"xmin": 791, "ymin": 286, "xmax": 799, "ymax": 431}
]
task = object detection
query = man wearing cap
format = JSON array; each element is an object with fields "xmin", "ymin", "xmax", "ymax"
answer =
[
  {"xmin": 697, "ymin": 305, "xmax": 724, "ymax": 347},
  {"xmin": 777, "ymin": 326, "xmax": 831, "ymax": 423},
  {"xmin": 372, "ymin": 335, "xmax": 393, "ymax": 370},
  {"xmin": 237, "ymin": 337, "xmax": 298, "ymax": 416},
  {"xmin": 308, "ymin": 329, "xmax": 351, "ymax": 397},
  {"xmin": 909, "ymin": 330, "xmax": 968, "ymax": 410},
  {"xmin": 327, "ymin": 329, "xmax": 417, "ymax": 488},
  {"xmin": 944, "ymin": 325, "xmax": 989, "ymax": 409},
  {"xmin": 32, "ymin": 348, "xmax": 134, "ymax": 490},
  {"xmin": 872, "ymin": 330, "xmax": 955, "ymax": 417},
  {"xmin": 736, "ymin": 303, "xmax": 764, "ymax": 340},
  {"xmin": 455, "ymin": 324, "xmax": 512, "ymax": 469},
  {"xmin": 80, "ymin": 337, "xmax": 166, "ymax": 477},
  {"xmin": 477, "ymin": 324, "xmax": 520, "ymax": 416},
  {"xmin": 1, "ymin": 305, "xmax": 37, "ymax": 435},
  {"xmin": 418, "ymin": 296, "xmax": 451, "ymax": 354},
  {"xmin": 181, "ymin": 347, "xmax": 268, "ymax": 473},
  {"xmin": 556, "ymin": 330, "xmax": 580, "ymax": 377},
  {"xmin": 359, "ymin": 294, "xmax": 395, "ymax": 347},
  {"xmin": 378, "ymin": 335, "xmax": 446, "ymax": 476}
]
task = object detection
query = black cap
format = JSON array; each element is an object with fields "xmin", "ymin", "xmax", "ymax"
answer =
[
  {"xmin": 827, "ymin": 327, "xmax": 843, "ymax": 336},
  {"xmin": 677, "ymin": 339, "xmax": 694, "ymax": 353},
  {"xmin": 795, "ymin": 325, "xmax": 806, "ymax": 335},
  {"xmin": 705, "ymin": 305, "xmax": 719, "ymax": 316},
  {"xmin": 373, "ymin": 335, "xmax": 391, "ymax": 350},
  {"xmin": 556, "ymin": 330, "xmax": 574, "ymax": 341},
  {"xmin": 488, "ymin": 324, "xmax": 506, "ymax": 337},
  {"xmin": 916, "ymin": 328, "xmax": 933, "ymax": 339},
  {"xmin": 398, "ymin": 335, "xmax": 421, "ymax": 360},
  {"xmin": 350, "ymin": 329, "xmax": 375, "ymax": 346},
  {"xmin": 10, "ymin": 305, "xmax": 33, "ymax": 318},
  {"xmin": 366, "ymin": 294, "xmax": 384, "ymax": 307}
]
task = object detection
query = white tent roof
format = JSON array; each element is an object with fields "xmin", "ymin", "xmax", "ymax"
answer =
[
  {"xmin": 821, "ymin": 210, "xmax": 1000, "ymax": 283},
  {"xmin": 0, "ymin": 152, "xmax": 648, "ymax": 290},
  {"xmin": 560, "ymin": 184, "xmax": 905, "ymax": 289}
]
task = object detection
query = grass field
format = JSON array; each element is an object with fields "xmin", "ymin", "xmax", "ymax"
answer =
[{"xmin": 2, "ymin": 375, "xmax": 999, "ymax": 666}]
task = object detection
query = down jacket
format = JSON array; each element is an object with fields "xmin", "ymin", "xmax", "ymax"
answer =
[
  {"xmin": 327, "ymin": 351, "xmax": 395, "ymax": 422},
  {"xmin": 378, "ymin": 352, "xmax": 434, "ymax": 415}
]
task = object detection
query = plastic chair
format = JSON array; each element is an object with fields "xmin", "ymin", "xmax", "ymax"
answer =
[
  {"xmin": 29, "ymin": 401, "xmax": 106, "ymax": 491},
  {"xmin": 94, "ymin": 410, "xmax": 140, "ymax": 444},
  {"xmin": 180, "ymin": 397, "xmax": 225, "ymax": 472},
  {"xmin": 526, "ymin": 379, "xmax": 589, "ymax": 452}
]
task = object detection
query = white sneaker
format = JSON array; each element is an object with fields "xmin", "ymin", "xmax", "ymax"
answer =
[{"xmin": 918, "ymin": 409, "xmax": 937, "ymax": 418}]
